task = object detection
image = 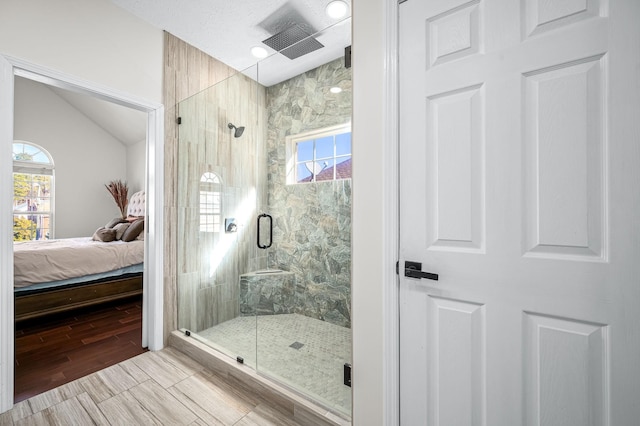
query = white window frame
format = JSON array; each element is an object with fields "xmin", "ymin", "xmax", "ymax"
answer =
[
  {"xmin": 199, "ymin": 172, "xmax": 222, "ymax": 233},
  {"xmin": 286, "ymin": 123, "xmax": 352, "ymax": 184},
  {"xmin": 12, "ymin": 141, "xmax": 55, "ymax": 240}
]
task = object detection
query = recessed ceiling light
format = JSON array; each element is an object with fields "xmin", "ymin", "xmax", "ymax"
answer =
[
  {"xmin": 251, "ymin": 46, "xmax": 268, "ymax": 59},
  {"xmin": 330, "ymin": 87, "xmax": 342, "ymax": 94},
  {"xmin": 326, "ymin": 1, "xmax": 349, "ymax": 19}
]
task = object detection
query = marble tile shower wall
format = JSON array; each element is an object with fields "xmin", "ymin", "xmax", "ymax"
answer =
[
  {"xmin": 265, "ymin": 58, "xmax": 353, "ymax": 328},
  {"xmin": 177, "ymin": 72, "xmax": 268, "ymax": 333}
]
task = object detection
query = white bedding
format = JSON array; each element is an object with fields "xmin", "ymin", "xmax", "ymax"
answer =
[{"xmin": 14, "ymin": 237, "xmax": 144, "ymax": 289}]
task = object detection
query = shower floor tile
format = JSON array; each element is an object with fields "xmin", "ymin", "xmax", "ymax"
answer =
[{"xmin": 197, "ymin": 314, "xmax": 351, "ymax": 416}]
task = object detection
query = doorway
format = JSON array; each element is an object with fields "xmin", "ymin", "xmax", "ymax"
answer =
[{"xmin": 0, "ymin": 55, "xmax": 164, "ymax": 412}]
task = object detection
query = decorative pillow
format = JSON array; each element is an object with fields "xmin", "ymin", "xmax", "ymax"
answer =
[
  {"xmin": 121, "ymin": 218, "xmax": 144, "ymax": 242},
  {"xmin": 112, "ymin": 222, "xmax": 131, "ymax": 240},
  {"xmin": 92, "ymin": 227, "xmax": 117, "ymax": 242},
  {"xmin": 105, "ymin": 217, "xmax": 127, "ymax": 228}
]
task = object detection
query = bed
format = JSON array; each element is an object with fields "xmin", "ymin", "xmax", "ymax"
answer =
[{"xmin": 14, "ymin": 191, "xmax": 146, "ymax": 322}]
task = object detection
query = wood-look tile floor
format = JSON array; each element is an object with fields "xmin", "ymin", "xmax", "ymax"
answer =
[
  {"xmin": 14, "ymin": 297, "xmax": 147, "ymax": 403},
  {"xmin": 1, "ymin": 347, "xmax": 313, "ymax": 425}
]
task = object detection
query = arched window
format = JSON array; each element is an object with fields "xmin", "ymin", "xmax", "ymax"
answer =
[
  {"xmin": 13, "ymin": 142, "xmax": 55, "ymax": 241},
  {"xmin": 200, "ymin": 172, "xmax": 222, "ymax": 233}
]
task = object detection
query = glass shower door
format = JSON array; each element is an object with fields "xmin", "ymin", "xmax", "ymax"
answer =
[
  {"xmin": 176, "ymin": 66, "xmax": 266, "ymax": 368},
  {"xmin": 253, "ymin": 37, "xmax": 353, "ymax": 416},
  {"xmin": 175, "ymin": 18, "xmax": 353, "ymax": 417}
]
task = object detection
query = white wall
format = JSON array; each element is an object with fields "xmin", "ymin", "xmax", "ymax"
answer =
[
  {"xmin": 14, "ymin": 77, "xmax": 128, "ymax": 237},
  {"xmin": 0, "ymin": 0, "xmax": 163, "ymax": 104},
  {"xmin": 352, "ymin": 0, "xmax": 389, "ymax": 424},
  {"xmin": 2, "ymin": 0, "xmax": 391, "ymax": 422},
  {"xmin": 127, "ymin": 139, "xmax": 146, "ymax": 194},
  {"xmin": 0, "ymin": 0, "xmax": 165, "ymax": 414},
  {"xmin": 0, "ymin": 0, "xmax": 163, "ymax": 234}
]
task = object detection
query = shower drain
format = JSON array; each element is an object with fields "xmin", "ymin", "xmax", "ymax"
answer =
[{"xmin": 289, "ymin": 341, "xmax": 305, "ymax": 350}]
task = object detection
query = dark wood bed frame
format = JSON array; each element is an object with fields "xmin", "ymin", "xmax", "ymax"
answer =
[{"xmin": 15, "ymin": 273, "xmax": 143, "ymax": 322}]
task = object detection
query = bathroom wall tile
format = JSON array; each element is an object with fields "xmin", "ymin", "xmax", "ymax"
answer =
[
  {"xmin": 164, "ymin": 32, "xmax": 242, "ymax": 342},
  {"xmin": 265, "ymin": 60, "xmax": 352, "ymax": 328},
  {"xmin": 196, "ymin": 285, "xmax": 217, "ymax": 331}
]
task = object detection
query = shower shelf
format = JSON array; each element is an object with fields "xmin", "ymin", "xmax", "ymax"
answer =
[{"xmin": 254, "ymin": 269, "xmax": 284, "ymax": 274}]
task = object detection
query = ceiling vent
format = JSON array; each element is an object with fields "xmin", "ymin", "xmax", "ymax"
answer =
[{"xmin": 262, "ymin": 24, "xmax": 324, "ymax": 60}]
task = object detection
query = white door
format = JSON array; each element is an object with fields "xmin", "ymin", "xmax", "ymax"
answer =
[{"xmin": 399, "ymin": 0, "xmax": 640, "ymax": 425}]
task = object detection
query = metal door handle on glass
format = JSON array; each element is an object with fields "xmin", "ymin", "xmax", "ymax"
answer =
[{"xmin": 257, "ymin": 213, "xmax": 273, "ymax": 249}]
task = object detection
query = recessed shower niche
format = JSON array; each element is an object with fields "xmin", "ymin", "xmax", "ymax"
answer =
[{"xmin": 176, "ymin": 21, "xmax": 353, "ymax": 417}]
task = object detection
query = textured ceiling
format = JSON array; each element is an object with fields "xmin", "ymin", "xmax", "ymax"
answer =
[
  {"xmin": 109, "ymin": 0, "xmax": 352, "ymax": 87},
  {"xmin": 27, "ymin": 1, "xmax": 351, "ymax": 147}
]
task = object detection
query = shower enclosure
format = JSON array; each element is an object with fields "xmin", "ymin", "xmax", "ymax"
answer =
[{"xmin": 176, "ymin": 31, "xmax": 352, "ymax": 417}]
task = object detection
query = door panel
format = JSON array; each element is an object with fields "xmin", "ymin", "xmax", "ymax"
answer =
[
  {"xmin": 426, "ymin": 84, "xmax": 485, "ymax": 252},
  {"xmin": 399, "ymin": 0, "xmax": 640, "ymax": 425},
  {"xmin": 523, "ymin": 313, "xmax": 608, "ymax": 426},
  {"xmin": 523, "ymin": 55, "xmax": 606, "ymax": 260},
  {"xmin": 428, "ymin": 296, "xmax": 486, "ymax": 426}
]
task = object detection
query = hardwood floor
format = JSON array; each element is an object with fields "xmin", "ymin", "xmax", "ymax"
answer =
[{"xmin": 14, "ymin": 296, "xmax": 147, "ymax": 403}]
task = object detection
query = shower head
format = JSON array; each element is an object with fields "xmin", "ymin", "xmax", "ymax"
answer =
[{"xmin": 228, "ymin": 123, "xmax": 245, "ymax": 138}]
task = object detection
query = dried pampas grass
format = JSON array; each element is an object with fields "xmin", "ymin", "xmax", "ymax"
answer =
[{"xmin": 105, "ymin": 180, "xmax": 129, "ymax": 219}]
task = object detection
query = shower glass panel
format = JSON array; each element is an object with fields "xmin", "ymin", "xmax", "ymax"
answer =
[
  {"xmin": 176, "ymin": 66, "xmax": 266, "ymax": 368},
  {"xmin": 253, "ymin": 33, "xmax": 352, "ymax": 415},
  {"xmin": 177, "ymin": 16, "xmax": 352, "ymax": 418}
]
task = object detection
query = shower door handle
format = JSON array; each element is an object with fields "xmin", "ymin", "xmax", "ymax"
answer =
[{"xmin": 257, "ymin": 213, "xmax": 273, "ymax": 249}]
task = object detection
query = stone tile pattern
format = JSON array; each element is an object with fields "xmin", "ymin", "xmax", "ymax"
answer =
[
  {"xmin": 265, "ymin": 58, "xmax": 353, "ymax": 328},
  {"xmin": 240, "ymin": 271, "xmax": 297, "ymax": 316},
  {"xmin": 198, "ymin": 313, "xmax": 352, "ymax": 416},
  {"xmin": 0, "ymin": 347, "xmax": 342, "ymax": 426}
]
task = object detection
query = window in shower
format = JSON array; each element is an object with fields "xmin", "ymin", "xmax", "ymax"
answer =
[
  {"xmin": 287, "ymin": 123, "xmax": 351, "ymax": 184},
  {"xmin": 199, "ymin": 172, "xmax": 222, "ymax": 232}
]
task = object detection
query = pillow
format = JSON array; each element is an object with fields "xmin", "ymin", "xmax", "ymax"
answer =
[
  {"xmin": 92, "ymin": 227, "xmax": 117, "ymax": 242},
  {"xmin": 105, "ymin": 217, "xmax": 127, "ymax": 228},
  {"xmin": 121, "ymin": 218, "xmax": 144, "ymax": 242},
  {"xmin": 126, "ymin": 215, "xmax": 143, "ymax": 223},
  {"xmin": 112, "ymin": 222, "xmax": 131, "ymax": 240}
]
